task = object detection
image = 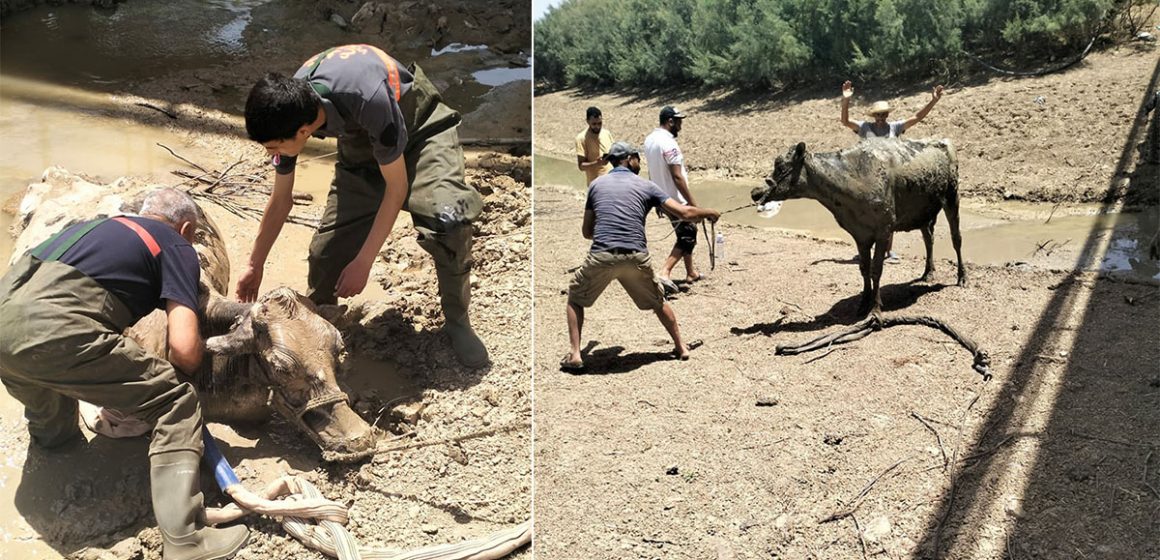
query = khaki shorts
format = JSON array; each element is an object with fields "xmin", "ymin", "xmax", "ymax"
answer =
[{"xmin": 567, "ymin": 251, "xmax": 665, "ymax": 311}]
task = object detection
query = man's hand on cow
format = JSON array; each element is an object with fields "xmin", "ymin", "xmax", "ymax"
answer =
[
  {"xmin": 842, "ymin": 80, "xmax": 854, "ymax": 99},
  {"xmin": 335, "ymin": 254, "xmax": 373, "ymax": 299},
  {"xmin": 236, "ymin": 264, "xmax": 263, "ymax": 303}
]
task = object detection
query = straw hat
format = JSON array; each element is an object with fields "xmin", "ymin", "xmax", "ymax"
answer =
[{"xmin": 866, "ymin": 101, "xmax": 892, "ymax": 116}]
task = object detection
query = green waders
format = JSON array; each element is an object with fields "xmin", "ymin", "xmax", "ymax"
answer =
[
  {"xmin": 307, "ymin": 64, "xmax": 488, "ymax": 367},
  {"xmin": 0, "ymin": 254, "xmax": 249, "ymax": 560}
]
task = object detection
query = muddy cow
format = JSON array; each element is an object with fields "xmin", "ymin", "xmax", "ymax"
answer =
[
  {"xmin": 751, "ymin": 139, "xmax": 965, "ymax": 315},
  {"xmin": 10, "ymin": 169, "xmax": 377, "ymax": 460}
]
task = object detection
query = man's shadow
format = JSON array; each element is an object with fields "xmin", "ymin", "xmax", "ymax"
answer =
[
  {"xmin": 561, "ymin": 341, "xmax": 677, "ymax": 375},
  {"xmin": 13, "ymin": 436, "xmax": 152, "ymax": 555},
  {"xmin": 730, "ymin": 281, "xmax": 948, "ymax": 336}
]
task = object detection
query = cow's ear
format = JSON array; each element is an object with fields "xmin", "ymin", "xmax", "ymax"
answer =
[
  {"xmin": 316, "ymin": 304, "xmax": 348, "ymax": 325},
  {"xmin": 794, "ymin": 142, "xmax": 806, "ymax": 161}
]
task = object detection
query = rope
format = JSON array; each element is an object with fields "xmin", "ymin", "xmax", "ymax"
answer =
[{"xmin": 204, "ymin": 477, "xmax": 531, "ymax": 560}]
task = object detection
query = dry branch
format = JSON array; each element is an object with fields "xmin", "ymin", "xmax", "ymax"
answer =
[
  {"xmin": 820, "ymin": 457, "xmax": 910, "ymax": 523},
  {"xmin": 776, "ymin": 314, "xmax": 991, "ymax": 379}
]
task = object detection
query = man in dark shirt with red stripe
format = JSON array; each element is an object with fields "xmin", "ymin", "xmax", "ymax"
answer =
[
  {"xmin": 241, "ymin": 44, "xmax": 488, "ymax": 368},
  {"xmin": 0, "ymin": 188, "xmax": 249, "ymax": 560}
]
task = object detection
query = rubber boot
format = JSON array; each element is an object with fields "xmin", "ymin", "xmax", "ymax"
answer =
[
  {"xmin": 150, "ymin": 451, "xmax": 249, "ymax": 560},
  {"xmin": 435, "ymin": 265, "xmax": 489, "ymax": 368}
]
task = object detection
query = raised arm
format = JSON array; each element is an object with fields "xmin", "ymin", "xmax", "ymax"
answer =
[
  {"xmin": 237, "ymin": 170, "xmax": 295, "ymax": 301},
  {"xmin": 904, "ymin": 85, "xmax": 944, "ymax": 131},
  {"xmin": 840, "ymin": 80, "xmax": 860, "ymax": 133}
]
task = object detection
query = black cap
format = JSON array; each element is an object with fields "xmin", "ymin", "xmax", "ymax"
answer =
[
  {"xmin": 659, "ymin": 105, "xmax": 687, "ymax": 123},
  {"xmin": 603, "ymin": 141, "xmax": 639, "ymax": 161}
]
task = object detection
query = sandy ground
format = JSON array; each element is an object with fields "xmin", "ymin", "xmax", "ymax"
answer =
[
  {"xmin": 533, "ymin": 185, "xmax": 1159, "ymax": 559},
  {"xmin": 0, "ymin": 1, "xmax": 532, "ymax": 558},
  {"xmin": 533, "ymin": 39, "xmax": 1160, "ymax": 560},
  {"xmin": 534, "ymin": 45, "xmax": 1159, "ymax": 206}
]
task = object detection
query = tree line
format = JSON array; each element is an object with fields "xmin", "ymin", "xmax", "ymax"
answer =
[{"xmin": 534, "ymin": 0, "xmax": 1154, "ymax": 90}]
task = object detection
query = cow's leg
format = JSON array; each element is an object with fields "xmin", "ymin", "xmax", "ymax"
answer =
[
  {"xmin": 919, "ymin": 218, "xmax": 937, "ymax": 282},
  {"xmin": 870, "ymin": 237, "xmax": 886, "ymax": 316},
  {"xmin": 944, "ymin": 192, "xmax": 967, "ymax": 287},
  {"xmin": 856, "ymin": 238, "xmax": 874, "ymax": 315}
]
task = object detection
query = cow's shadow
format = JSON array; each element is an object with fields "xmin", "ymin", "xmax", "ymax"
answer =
[{"xmin": 731, "ymin": 281, "xmax": 948, "ymax": 336}]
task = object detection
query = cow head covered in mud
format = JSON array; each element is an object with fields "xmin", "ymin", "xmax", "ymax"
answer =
[
  {"xmin": 751, "ymin": 142, "xmax": 808, "ymax": 205},
  {"xmin": 201, "ymin": 288, "xmax": 377, "ymax": 459},
  {"xmin": 10, "ymin": 169, "xmax": 377, "ymax": 461}
]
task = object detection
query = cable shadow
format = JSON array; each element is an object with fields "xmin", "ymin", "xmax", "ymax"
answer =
[{"xmin": 913, "ymin": 56, "xmax": 1160, "ymax": 559}]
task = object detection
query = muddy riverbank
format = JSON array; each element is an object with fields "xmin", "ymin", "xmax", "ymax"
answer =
[{"xmin": 532, "ymin": 183, "xmax": 1160, "ymax": 559}]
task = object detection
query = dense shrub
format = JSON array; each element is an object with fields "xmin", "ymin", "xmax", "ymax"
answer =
[{"xmin": 534, "ymin": 0, "xmax": 1135, "ymax": 90}]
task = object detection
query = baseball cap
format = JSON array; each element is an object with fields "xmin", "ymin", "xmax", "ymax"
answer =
[
  {"xmin": 603, "ymin": 141, "xmax": 639, "ymax": 160},
  {"xmin": 659, "ymin": 106, "xmax": 687, "ymax": 122}
]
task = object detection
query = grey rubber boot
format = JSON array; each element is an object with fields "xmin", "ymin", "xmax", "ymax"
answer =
[
  {"xmin": 150, "ymin": 451, "xmax": 249, "ymax": 560},
  {"xmin": 435, "ymin": 265, "xmax": 489, "ymax": 368}
]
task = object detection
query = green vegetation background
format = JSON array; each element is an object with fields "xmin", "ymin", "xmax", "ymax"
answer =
[{"xmin": 534, "ymin": 0, "xmax": 1154, "ymax": 90}]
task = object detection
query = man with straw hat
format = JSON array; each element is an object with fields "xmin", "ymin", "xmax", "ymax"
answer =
[
  {"xmin": 839, "ymin": 81, "xmax": 945, "ymax": 262},
  {"xmin": 840, "ymin": 80, "xmax": 944, "ymax": 139}
]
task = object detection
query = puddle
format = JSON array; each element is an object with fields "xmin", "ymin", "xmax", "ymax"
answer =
[
  {"xmin": 471, "ymin": 66, "xmax": 532, "ymax": 86},
  {"xmin": 431, "ymin": 43, "xmax": 490, "ymax": 57},
  {"xmin": 535, "ymin": 154, "xmax": 1160, "ymax": 280}
]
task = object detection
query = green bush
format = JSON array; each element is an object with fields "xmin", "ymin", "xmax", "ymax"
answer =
[{"xmin": 535, "ymin": 0, "xmax": 1128, "ymax": 90}]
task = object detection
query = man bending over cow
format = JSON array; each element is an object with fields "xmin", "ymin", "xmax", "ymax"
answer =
[
  {"xmin": 242, "ymin": 43, "xmax": 487, "ymax": 368},
  {"xmin": 562, "ymin": 142, "xmax": 720, "ymax": 372},
  {"xmin": 839, "ymin": 80, "xmax": 945, "ymax": 262},
  {"xmin": 0, "ymin": 188, "xmax": 249, "ymax": 560}
]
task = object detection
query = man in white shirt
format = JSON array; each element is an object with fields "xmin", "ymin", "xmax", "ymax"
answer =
[{"xmin": 643, "ymin": 106, "xmax": 700, "ymax": 290}]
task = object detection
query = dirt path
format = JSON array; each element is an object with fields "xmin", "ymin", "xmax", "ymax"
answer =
[
  {"xmin": 534, "ymin": 46, "xmax": 1158, "ymax": 205},
  {"xmin": 532, "ymin": 183, "xmax": 1159, "ymax": 559}
]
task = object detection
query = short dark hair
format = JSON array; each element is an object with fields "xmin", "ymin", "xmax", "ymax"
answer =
[
  {"xmin": 244, "ymin": 73, "xmax": 320, "ymax": 143},
  {"xmin": 586, "ymin": 106, "xmax": 602, "ymax": 120}
]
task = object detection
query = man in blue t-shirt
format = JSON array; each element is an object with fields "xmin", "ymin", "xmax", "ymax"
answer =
[
  {"xmin": 0, "ymin": 188, "xmax": 249, "ymax": 560},
  {"xmin": 561, "ymin": 142, "xmax": 720, "ymax": 372}
]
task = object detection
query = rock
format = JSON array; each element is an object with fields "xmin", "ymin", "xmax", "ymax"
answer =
[
  {"xmin": 755, "ymin": 396, "xmax": 779, "ymax": 407},
  {"xmin": 1004, "ymin": 496, "xmax": 1026, "ymax": 518},
  {"xmin": 329, "ymin": 13, "xmax": 348, "ymax": 29},
  {"xmin": 393, "ymin": 401, "xmax": 426, "ymax": 424},
  {"xmin": 862, "ymin": 515, "xmax": 892, "ymax": 543},
  {"xmin": 664, "ymin": 464, "xmax": 679, "ymax": 475},
  {"xmin": 421, "ymin": 524, "xmax": 439, "ymax": 535},
  {"xmin": 109, "ymin": 537, "xmax": 142, "ymax": 560}
]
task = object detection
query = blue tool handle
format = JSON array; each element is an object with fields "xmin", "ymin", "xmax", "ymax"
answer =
[{"xmin": 202, "ymin": 426, "xmax": 240, "ymax": 490}]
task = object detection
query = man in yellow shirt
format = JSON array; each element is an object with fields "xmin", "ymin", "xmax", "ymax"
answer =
[{"xmin": 575, "ymin": 106, "xmax": 613, "ymax": 185}]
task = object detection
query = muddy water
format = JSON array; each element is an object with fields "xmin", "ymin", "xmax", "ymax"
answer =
[{"xmin": 535, "ymin": 155, "xmax": 1160, "ymax": 279}]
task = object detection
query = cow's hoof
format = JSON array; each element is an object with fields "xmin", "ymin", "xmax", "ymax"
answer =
[
  {"xmin": 918, "ymin": 273, "xmax": 934, "ymax": 283},
  {"xmin": 957, "ymin": 276, "xmax": 968, "ymax": 288}
]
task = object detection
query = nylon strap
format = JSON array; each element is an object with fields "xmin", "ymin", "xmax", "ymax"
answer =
[
  {"xmin": 33, "ymin": 218, "xmax": 109, "ymax": 261},
  {"xmin": 32, "ymin": 216, "xmax": 162, "ymax": 262}
]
